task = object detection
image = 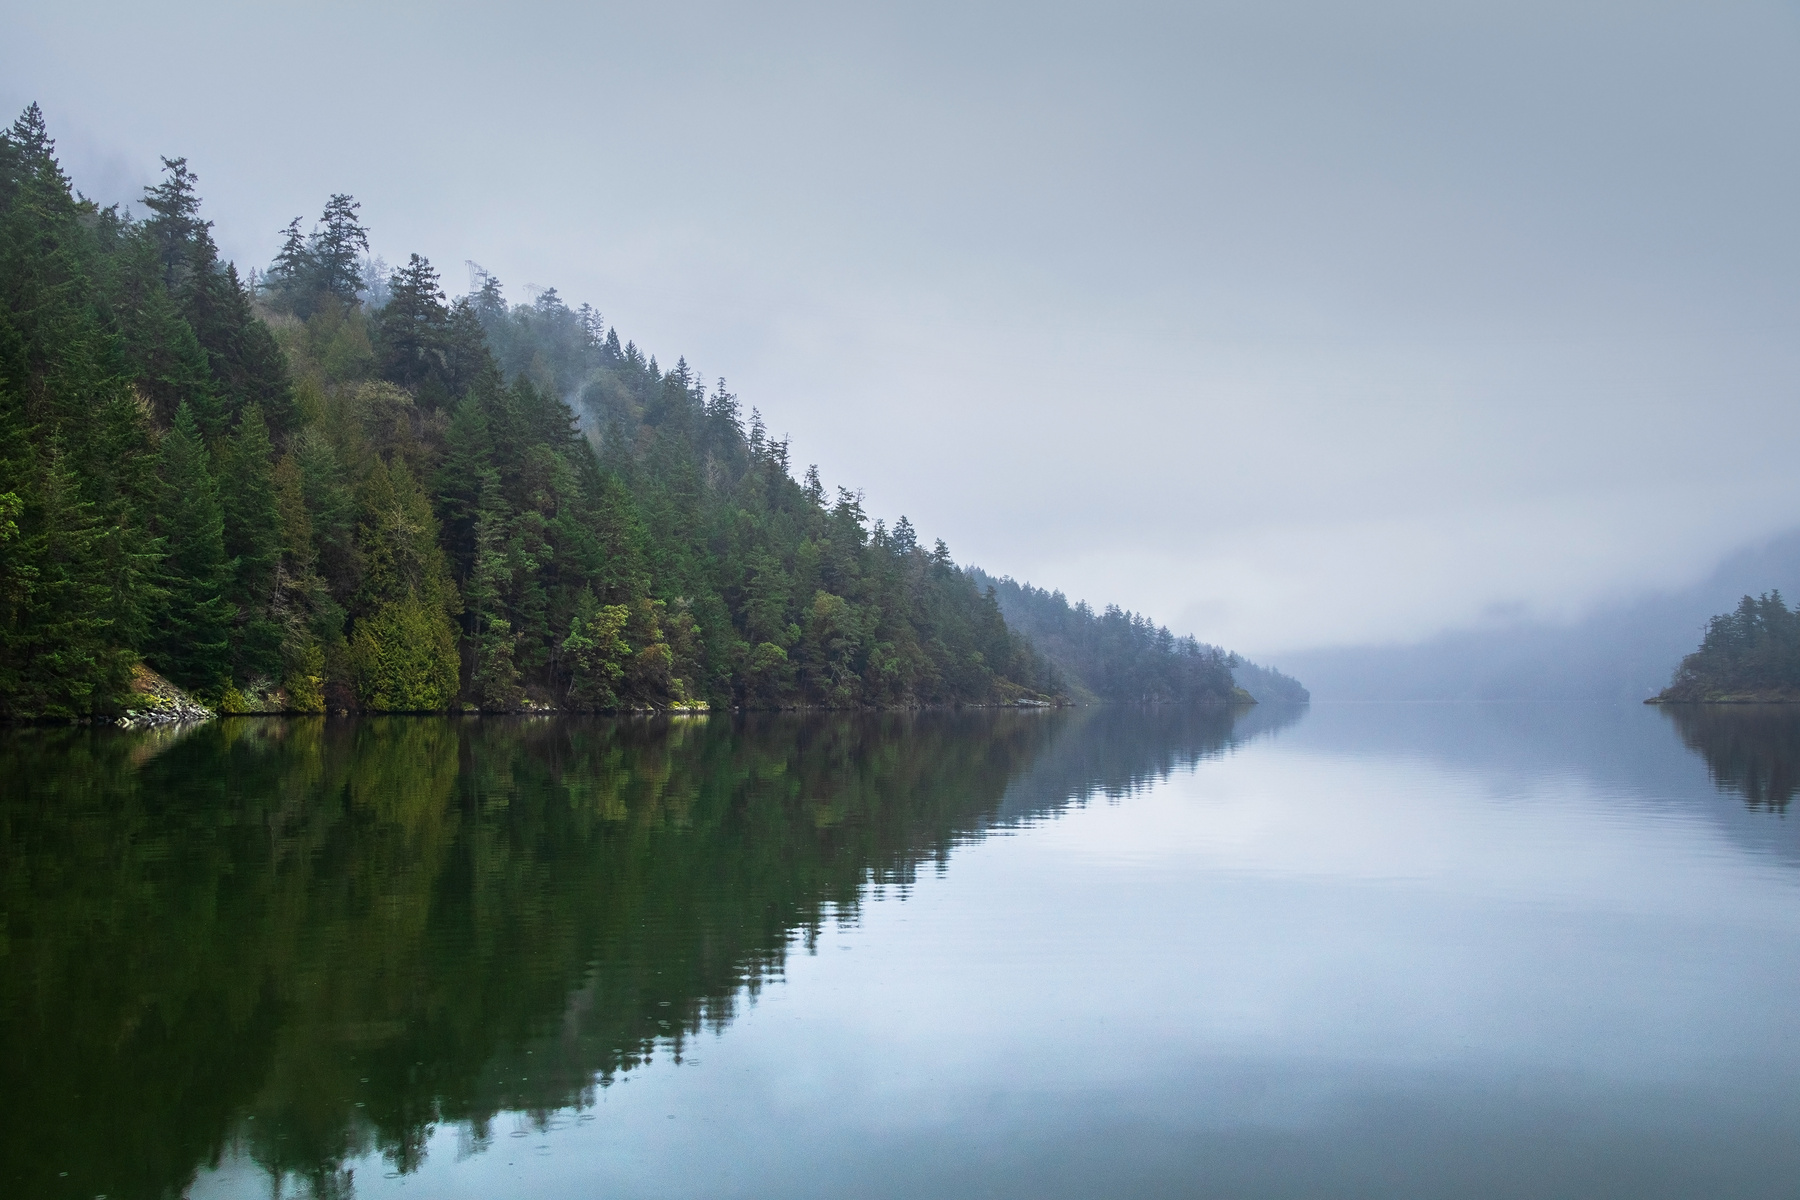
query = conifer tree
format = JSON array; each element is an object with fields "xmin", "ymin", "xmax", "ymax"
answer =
[
  {"xmin": 465, "ymin": 473, "xmax": 522, "ymax": 709},
  {"xmin": 313, "ymin": 194, "xmax": 368, "ymax": 302},
  {"xmin": 350, "ymin": 457, "xmax": 461, "ymax": 709},
  {"xmin": 376, "ymin": 253, "xmax": 450, "ymax": 400},
  {"xmin": 271, "ymin": 454, "xmax": 328, "ymax": 710},
  {"xmin": 141, "ymin": 156, "xmax": 208, "ymax": 296},
  {"xmin": 264, "ymin": 217, "xmax": 312, "ymax": 311},
  {"xmin": 152, "ymin": 402, "xmax": 232, "ymax": 692},
  {"xmin": 0, "ymin": 443, "xmax": 133, "ymax": 716},
  {"xmin": 218, "ymin": 403, "xmax": 283, "ymax": 680}
]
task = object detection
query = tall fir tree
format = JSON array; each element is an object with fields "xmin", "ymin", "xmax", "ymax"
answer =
[
  {"xmin": 152, "ymin": 401, "xmax": 232, "ymax": 692},
  {"xmin": 218, "ymin": 403, "xmax": 283, "ymax": 680},
  {"xmin": 376, "ymin": 253, "xmax": 451, "ymax": 402}
]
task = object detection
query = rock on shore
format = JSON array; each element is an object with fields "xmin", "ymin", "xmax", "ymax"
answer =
[{"xmin": 116, "ymin": 664, "xmax": 214, "ymax": 728}]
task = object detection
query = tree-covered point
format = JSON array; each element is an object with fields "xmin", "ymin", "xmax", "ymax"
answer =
[
  {"xmin": 1229, "ymin": 657, "xmax": 1310, "ymax": 705},
  {"xmin": 0, "ymin": 105, "xmax": 1066, "ymax": 717},
  {"xmin": 964, "ymin": 568, "xmax": 1254, "ymax": 705},
  {"xmin": 1653, "ymin": 592, "xmax": 1800, "ymax": 703}
]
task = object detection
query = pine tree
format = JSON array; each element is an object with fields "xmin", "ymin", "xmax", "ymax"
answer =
[{"xmin": 151, "ymin": 401, "xmax": 232, "ymax": 692}]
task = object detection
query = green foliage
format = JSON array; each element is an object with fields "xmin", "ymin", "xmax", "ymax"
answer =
[
  {"xmin": 375, "ymin": 253, "xmax": 451, "ymax": 404},
  {"xmin": 263, "ymin": 194, "xmax": 369, "ymax": 317},
  {"xmin": 152, "ymin": 402, "xmax": 232, "ymax": 693},
  {"xmin": 218, "ymin": 403, "xmax": 283, "ymax": 679},
  {"xmin": 0, "ymin": 103, "xmax": 1263, "ymax": 717},
  {"xmin": 564, "ymin": 601, "xmax": 631, "ymax": 708},
  {"xmin": 966, "ymin": 568, "xmax": 1240, "ymax": 704},
  {"xmin": 351, "ymin": 593, "xmax": 459, "ymax": 710},
  {"xmin": 0, "ymin": 443, "xmax": 136, "ymax": 715}
]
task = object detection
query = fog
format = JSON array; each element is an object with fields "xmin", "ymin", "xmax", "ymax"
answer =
[
  {"xmin": 1283, "ymin": 530, "xmax": 1800, "ymax": 702},
  {"xmin": 5, "ymin": 0, "xmax": 1797, "ymax": 663}
]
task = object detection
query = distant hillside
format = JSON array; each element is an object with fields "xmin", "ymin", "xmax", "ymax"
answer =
[
  {"xmin": 1279, "ymin": 531, "xmax": 1800, "ymax": 703},
  {"xmin": 964, "ymin": 568, "xmax": 1270, "ymax": 705},
  {"xmin": 1231, "ymin": 658, "xmax": 1311, "ymax": 705}
]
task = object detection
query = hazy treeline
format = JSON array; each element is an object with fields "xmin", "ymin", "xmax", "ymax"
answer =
[
  {"xmin": 0, "ymin": 106, "xmax": 1061, "ymax": 716},
  {"xmin": 964, "ymin": 568, "xmax": 1256, "ymax": 704},
  {"xmin": 1224, "ymin": 658, "xmax": 1309, "ymax": 705},
  {"xmin": 1656, "ymin": 591, "xmax": 1800, "ymax": 703}
]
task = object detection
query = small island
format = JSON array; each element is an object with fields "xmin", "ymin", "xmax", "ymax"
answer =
[{"xmin": 1649, "ymin": 591, "xmax": 1800, "ymax": 703}]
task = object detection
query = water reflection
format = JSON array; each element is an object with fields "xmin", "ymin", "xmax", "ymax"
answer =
[
  {"xmin": 1662, "ymin": 704, "xmax": 1800, "ymax": 813},
  {"xmin": 0, "ymin": 705, "xmax": 1289, "ymax": 1199}
]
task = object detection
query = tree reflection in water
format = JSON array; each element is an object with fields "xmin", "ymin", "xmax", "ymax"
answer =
[
  {"xmin": 1662, "ymin": 703, "xmax": 1800, "ymax": 813},
  {"xmin": 0, "ymin": 705, "xmax": 1296, "ymax": 1199}
]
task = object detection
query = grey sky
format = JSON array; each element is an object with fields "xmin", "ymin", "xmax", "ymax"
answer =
[{"xmin": 5, "ymin": 1, "xmax": 1797, "ymax": 657}]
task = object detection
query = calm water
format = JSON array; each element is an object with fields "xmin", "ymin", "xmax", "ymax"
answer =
[{"xmin": 5, "ymin": 702, "xmax": 1800, "ymax": 1199}]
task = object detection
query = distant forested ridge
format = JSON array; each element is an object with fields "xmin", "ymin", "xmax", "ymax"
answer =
[
  {"xmin": 0, "ymin": 106, "xmax": 1069, "ymax": 717},
  {"xmin": 1652, "ymin": 592, "xmax": 1800, "ymax": 703},
  {"xmin": 1229, "ymin": 658, "xmax": 1310, "ymax": 705},
  {"xmin": 963, "ymin": 569, "xmax": 1287, "ymax": 704}
]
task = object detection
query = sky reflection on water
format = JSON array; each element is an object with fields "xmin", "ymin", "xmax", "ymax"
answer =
[{"xmin": 8, "ymin": 703, "xmax": 1800, "ymax": 1198}]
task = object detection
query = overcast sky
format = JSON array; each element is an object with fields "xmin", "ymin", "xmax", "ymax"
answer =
[{"xmin": 5, "ymin": 1, "xmax": 1798, "ymax": 658}]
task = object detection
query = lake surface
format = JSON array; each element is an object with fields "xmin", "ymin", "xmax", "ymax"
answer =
[{"xmin": 6, "ymin": 702, "xmax": 1800, "ymax": 1199}]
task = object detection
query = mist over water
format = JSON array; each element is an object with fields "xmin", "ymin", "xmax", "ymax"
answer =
[{"xmin": 1278, "ymin": 529, "xmax": 1800, "ymax": 702}]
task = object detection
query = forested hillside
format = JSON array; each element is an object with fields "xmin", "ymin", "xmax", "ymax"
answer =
[
  {"xmin": 964, "ymin": 568, "xmax": 1260, "ymax": 704},
  {"xmin": 1226, "ymin": 658, "xmax": 1310, "ymax": 705},
  {"xmin": 0, "ymin": 105, "xmax": 1060, "ymax": 717},
  {"xmin": 1653, "ymin": 592, "xmax": 1800, "ymax": 703}
]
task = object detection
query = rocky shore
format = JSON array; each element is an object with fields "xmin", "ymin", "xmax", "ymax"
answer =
[{"xmin": 115, "ymin": 665, "xmax": 215, "ymax": 728}]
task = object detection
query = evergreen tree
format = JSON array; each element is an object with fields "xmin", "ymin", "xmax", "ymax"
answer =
[
  {"xmin": 0, "ymin": 443, "xmax": 134, "ymax": 716},
  {"xmin": 218, "ymin": 403, "xmax": 283, "ymax": 680},
  {"xmin": 152, "ymin": 402, "xmax": 232, "ymax": 692},
  {"xmin": 141, "ymin": 155, "xmax": 208, "ymax": 296},
  {"xmin": 271, "ymin": 454, "xmax": 328, "ymax": 710},
  {"xmin": 350, "ymin": 457, "xmax": 460, "ymax": 710},
  {"xmin": 376, "ymin": 253, "xmax": 451, "ymax": 401},
  {"xmin": 564, "ymin": 600, "xmax": 631, "ymax": 709},
  {"xmin": 264, "ymin": 217, "xmax": 313, "ymax": 311},
  {"xmin": 465, "ymin": 472, "xmax": 522, "ymax": 710},
  {"xmin": 313, "ymin": 193, "xmax": 368, "ymax": 302}
]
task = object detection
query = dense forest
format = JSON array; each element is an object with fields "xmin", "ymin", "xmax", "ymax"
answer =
[
  {"xmin": 0, "ymin": 105, "xmax": 1286, "ymax": 718},
  {"xmin": 0, "ymin": 106, "xmax": 1066, "ymax": 717},
  {"xmin": 965, "ymin": 568, "xmax": 1306, "ymax": 704},
  {"xmin": 1653, "ymin": 592, "xmax": 1800, "ymax": 703}
]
